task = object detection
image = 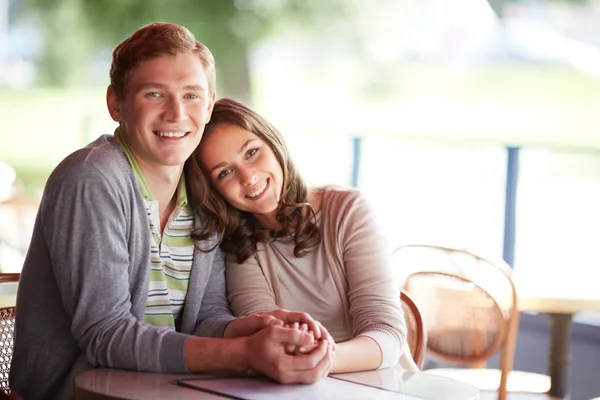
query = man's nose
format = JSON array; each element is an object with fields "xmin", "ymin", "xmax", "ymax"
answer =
[{"xmin": 164, "ymin": 97, "xmax": 187, "ymax": 122}]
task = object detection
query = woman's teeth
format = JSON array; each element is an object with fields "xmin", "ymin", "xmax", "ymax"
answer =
[{"xmin": 247, "ymin": 180, "xmax": 268, "ymax": 198}]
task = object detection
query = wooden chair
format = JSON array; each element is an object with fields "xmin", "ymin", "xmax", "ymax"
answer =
[
  {"xmin": 400, "ymin": 290, "xmax": 426, "ymax": 369},
  {"xmin": 393, "ymin": 244, "xmax": 550, "ymax": 400},
  {"xmin": 0, "ymin": 274, "xmax": 19, "ymax": 395}
]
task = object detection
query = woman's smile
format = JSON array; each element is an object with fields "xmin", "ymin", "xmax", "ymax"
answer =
[{"xmin": 245, "ymin": 178, "xmax": 270, "ymax": 200}]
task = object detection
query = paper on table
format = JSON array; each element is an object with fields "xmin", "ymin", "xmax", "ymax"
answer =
[{"xmin": 176, "ymin": 376, "xmax": 425, "ymax": 400}]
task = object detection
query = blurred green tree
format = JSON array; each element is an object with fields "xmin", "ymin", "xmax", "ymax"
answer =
[{"xmin": 19, "ymin": 0, "xmax": 356, "ymax": 102}]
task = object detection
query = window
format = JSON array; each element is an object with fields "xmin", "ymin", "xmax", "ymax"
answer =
[
  {"xmin": 515, "ymin": 148, "xmax": 600, "ymax": 324},
  {"xmin": 359, "ymin": 137, "xmax": 506, "ymax": 258}
]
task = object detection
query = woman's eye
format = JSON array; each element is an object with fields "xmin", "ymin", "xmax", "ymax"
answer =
[
  {"xmin": 217, "ymin": 169, "xmax": 232, "ymax": 180},
  {"xmin": 246, "ymin": 148, "xmax": 259, "ymax": 159},
  {"xmin": 185, "ymin": 93, "xmax": 199, "ymax": 99}
]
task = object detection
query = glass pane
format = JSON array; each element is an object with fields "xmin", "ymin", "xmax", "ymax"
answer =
[
  {"xmin": 284, "ymin": 132, "xmax": 354, "ymax": 188},
  {"xmin": 359, "ymin": 137, "xmax": 506, "ymax": 259},
  {"xmin": 515, "ymin": 148, "xmax": 600, "ymax": 300}
]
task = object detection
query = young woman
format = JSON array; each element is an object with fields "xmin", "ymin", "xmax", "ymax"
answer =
[{"xmin": 186, "ymin": 98, "xmax": 418, "ymax": 373}]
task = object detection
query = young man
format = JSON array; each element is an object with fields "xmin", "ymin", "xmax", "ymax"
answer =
[{"xmin": 9, "ymin": 22, "xmax": 334, "ymax": 400}]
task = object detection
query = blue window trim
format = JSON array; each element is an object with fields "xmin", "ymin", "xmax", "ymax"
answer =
[
  {"xmin": 351, "ymin": 137, "xmax": 362, "ymax": 188},
  {"xmin": 503, "ymin": 146, "xmax": 520, "ymax": 268}
]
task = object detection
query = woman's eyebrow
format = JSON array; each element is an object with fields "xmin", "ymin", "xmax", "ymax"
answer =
[{"xmin": 208, "ymin": 139, "xmax": 259, "ymax": 173}]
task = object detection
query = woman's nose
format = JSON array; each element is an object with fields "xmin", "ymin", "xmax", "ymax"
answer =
[{"xmin": 240, "ymin": 167, "xmax": 258, "ymax": 186}]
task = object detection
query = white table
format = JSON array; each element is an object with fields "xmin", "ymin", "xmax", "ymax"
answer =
[
  {"xmin": 514, "ymin": 271, "xmax": 600, "ymax": 399},
  {"xmin": 74, "ymin": 365, "xmax": 480, "ymax": 400}
]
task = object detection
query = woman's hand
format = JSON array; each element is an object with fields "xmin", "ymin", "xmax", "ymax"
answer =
[
  {"xmin": 255, "ymin": 309, "xmax": 335, "ymax": 345},
  {"xmin": 224, "ymin": 309, "xmax": 336, "ymax": 357},
  {"xmin": 283, "ymin": 322, "xmax": 320, "ymax": 355}
]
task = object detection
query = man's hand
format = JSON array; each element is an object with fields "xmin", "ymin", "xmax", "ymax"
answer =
[
  {"xmin": 244, "ymin": 325, "xmax": 335, "ymax": 384},
  {"xmin": 223, "ymin": 313, "xmax": 283, "ymax": 338}
]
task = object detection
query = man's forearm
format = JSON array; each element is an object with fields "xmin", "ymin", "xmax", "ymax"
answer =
[{"xmin": 184, "ymin": 336, "xmax": 250, "ymax": 373}]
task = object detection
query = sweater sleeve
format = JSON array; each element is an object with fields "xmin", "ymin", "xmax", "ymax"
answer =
[
  {"xmin": 192, "ymin": 247, "xmax": 236, "ymax": 337},
  {"xmin": 226, "ymin": 252, "xmax": 279, "ymax": 317},
  {"xmin": 339, "ymin": 190, "xmax": 408, "ymax": 369},
  {"xmin": 43, "ymin": 161, "xmax": 188, "ymax": 373}
]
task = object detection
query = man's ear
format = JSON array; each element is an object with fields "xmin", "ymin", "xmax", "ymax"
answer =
[
  {"xmin": 205, "ymin": 91, "xmax": 216, "ymax": 124},
  {"xmin": 106, "ymin": 85, "xmax": 123, "ymax": 122}
]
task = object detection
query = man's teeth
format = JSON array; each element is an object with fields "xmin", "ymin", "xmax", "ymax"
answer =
[
  {"xmin": 247, "ymin": 181, "xmax": 268, "ymax": 198},
  {"xmin": 154, "ymin": 131, "xmax": 186, "ymax": 138}
]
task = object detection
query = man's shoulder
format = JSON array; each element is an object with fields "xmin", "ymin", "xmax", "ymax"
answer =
[{"xmin": 50, "ymin": 134, "xmax": 131, "ymax": 184}]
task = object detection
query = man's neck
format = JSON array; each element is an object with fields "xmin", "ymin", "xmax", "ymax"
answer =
[
  {"xmin": 143, "ymin": 166, "xmax": 181, "ymax": 204},
  {"xmin": 139, "ymin": 164, "xmax": 183, "ymax": 233}
]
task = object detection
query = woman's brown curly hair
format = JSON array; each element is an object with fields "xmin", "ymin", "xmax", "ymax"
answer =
[{"xmin": 185, "ymin": 98, "xmax": 321, "ymax": 264}]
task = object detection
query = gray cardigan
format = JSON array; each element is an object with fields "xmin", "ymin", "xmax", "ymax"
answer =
[{"xmin": 9, "ymin": 135, "xmax": 234, "ymax": 400}]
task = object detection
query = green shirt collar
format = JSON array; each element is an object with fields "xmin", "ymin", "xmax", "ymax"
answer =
[{"xmin": 114, "ymin": 127, "xmax": 188, "ymax": 207}]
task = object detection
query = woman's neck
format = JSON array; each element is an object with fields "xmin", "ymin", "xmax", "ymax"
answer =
[
  {"xmin": 253, "ymin": 208, "xmax": 282, "ymax": 231},
  {"xmin": 252, "ymin": 188, "xmax": 324, "ymax": 233}
]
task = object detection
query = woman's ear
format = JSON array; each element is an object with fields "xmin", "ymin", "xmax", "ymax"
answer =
[{"xmin": 106, "ymin": 85, "xmax": 123, "ymax": 122}]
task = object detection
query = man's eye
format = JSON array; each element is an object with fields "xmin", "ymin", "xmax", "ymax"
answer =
[
  {"xmin": 185, "ymin": 93, "xmax": 199, "ymax": 99},
  {"xmin": 146, "ymin": 92, "xmax": 161, "ymax": 98},
  {"xmin": 217, "ymin": 169, "xmax": 232, "ymax": 180},
  {"xmin": 246, "ymin": 148, "xmax": 259, "ymax": 159}
]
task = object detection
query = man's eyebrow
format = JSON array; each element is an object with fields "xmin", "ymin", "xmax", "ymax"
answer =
[
  {"xmin": 137, "ymin": 83, "xmax": 206, "ymax": 91},
  {"xmin": 209, "ymin": 139, "xmax": 259, "ymax": 174},
  {"xmin": 137, "ymin": 83, "xmax": 167, "ymax": 90},
  {"xmin": 183, "ymin": 84, "xmax": 205, "ymax": 91}
]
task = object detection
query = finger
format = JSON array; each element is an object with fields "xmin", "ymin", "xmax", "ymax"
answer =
[
  {"xmin": 300, "ymin": 323, "xmax": 308, "ymax": 333},
  {"xmin": 311, "ymin": 341, "xmax": 335, "ymax": 380},
  {"xmin": 317, "ymin": 322, "xmax": 335, "ymax": 345},
  {"xmin": 280, "ymin": 340, "xmax": 332, "ymax": 384},
  {"xmin": 269, "ymin": 317, "xmax": 284, "ymax": 327},
  {"xmin": 297, "ymin": 342, "xmax": 318, "ymax": 354},
  {"xmin": 292, "ymin": 322, "xmax": 299, "ymax": 331},
  {"xmin": 284, "ymin": 343, "xmax": 296, "ymax": 354},
  {"xmin": 301, "ymin": 316, "xmax": 321, "ymax": 340},
  {"xmin": 272, "ymin": 310, "xmax": 321, "ymax": 337},
  {"xmin": 255, "ymin": 315, "xmax": 282, "ymax": 331},
  {"xmin": 269, "ymin": 325, "xmax": 314, "ymax": 347},
  {"xmin": 290, "ymin": 339, "xmax": 329, "ymax": 371}
]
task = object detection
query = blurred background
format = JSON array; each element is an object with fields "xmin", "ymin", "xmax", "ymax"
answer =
[{"xmin": 0, "ymin": 0, "xmax": 599, "ymax": 397}]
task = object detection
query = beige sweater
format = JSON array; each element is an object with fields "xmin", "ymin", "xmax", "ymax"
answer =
[{"xmin": 226, "ymin": 187, "xmax": 417, "ymax": 370}]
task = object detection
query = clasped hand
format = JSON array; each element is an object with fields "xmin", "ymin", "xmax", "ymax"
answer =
[{"xmin": 225, "ymin": 309, "xmax": 336, "ymax": 384}]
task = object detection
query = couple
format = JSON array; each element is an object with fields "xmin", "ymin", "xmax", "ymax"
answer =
[{"xmin": 10, "ymin": 22, "xmax": 416, "ymax": 400}]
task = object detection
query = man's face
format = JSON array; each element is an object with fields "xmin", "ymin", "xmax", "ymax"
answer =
[{"xmin": 107, "ymin": 53, "xmax": 215, "ymax": 174}]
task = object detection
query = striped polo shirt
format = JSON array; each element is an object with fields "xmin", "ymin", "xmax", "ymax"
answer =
[{"xmin": 115, "ymin": 131, "xmax": 195, "ymax": 329}]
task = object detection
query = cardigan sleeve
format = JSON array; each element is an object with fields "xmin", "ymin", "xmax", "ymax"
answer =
[
  {"xmin": 43, "ymin": 160, "xmax": 189, "ymax": 373},
  {"xmin": 192, "ymin": 247, "xmax": 236, "ymax": 338},
  {"xmin": 226, "ymin": 252, "xmax": 279, "ymax": 317},
  {"xmin": 337, "ymin": 189, "xmax": 408, "ymax": 369}
]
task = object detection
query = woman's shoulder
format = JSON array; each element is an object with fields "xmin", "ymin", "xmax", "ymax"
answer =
[
  {"xmin": 308, "ymin": 186, "xmax": 366, "ymax": 220},
  {"xmin": 319, "ymin": 185, "xmax": 363, "ymax": 206}
]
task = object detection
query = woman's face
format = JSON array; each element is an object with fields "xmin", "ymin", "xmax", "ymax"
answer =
[{"xmin": 199, "ymin": 123, "xmax": 284, "ymax": 226}]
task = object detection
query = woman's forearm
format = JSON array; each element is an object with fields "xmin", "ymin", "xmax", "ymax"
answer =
[{"xmin": 330, "ymin": 336, "xmax": 382, "ymax": 374}]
